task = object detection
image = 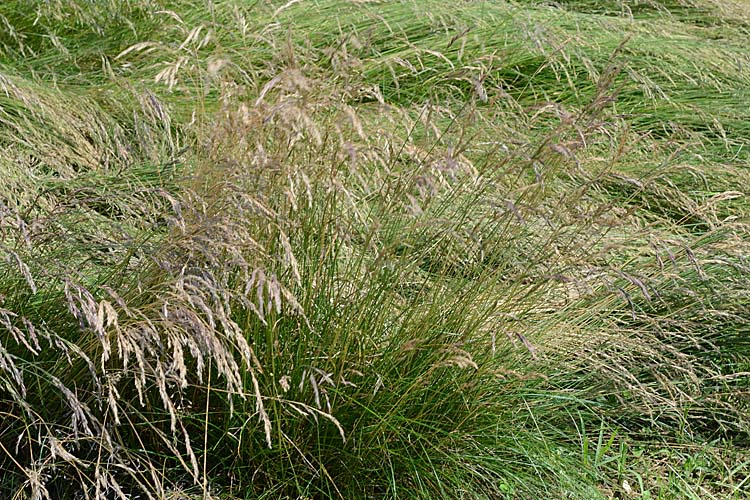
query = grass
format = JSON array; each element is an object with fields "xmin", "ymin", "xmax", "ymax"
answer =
[{"xmin": 1, "ymin": 0, "xmax": 749, "ymax": 498}]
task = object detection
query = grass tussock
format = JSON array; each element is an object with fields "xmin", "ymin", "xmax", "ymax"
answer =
[{"xmin": 1, "ymin": 0, "xmax": 749, "ymax": 498}]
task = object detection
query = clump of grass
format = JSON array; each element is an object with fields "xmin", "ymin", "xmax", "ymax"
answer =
[{"xmin": 1, "ymin": 0, "xmax": 749, "ymax": 499}]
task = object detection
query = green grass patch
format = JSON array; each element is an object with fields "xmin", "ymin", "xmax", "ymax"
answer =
[{"xmin": 1, "ymin": 0, "xmax": 748, "ymax": 498}]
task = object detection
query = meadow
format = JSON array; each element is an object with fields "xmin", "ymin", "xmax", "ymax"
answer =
[{"xmin": 0, "ymin": 0, "xmax": 749, "ymax": 498}]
